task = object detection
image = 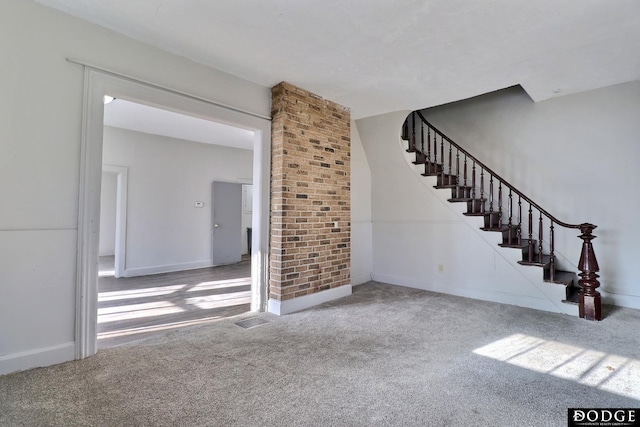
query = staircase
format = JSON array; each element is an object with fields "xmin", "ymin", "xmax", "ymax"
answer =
[{"xmin": 402, "ymin": 111, "xmax": 602, "ymax": 320}]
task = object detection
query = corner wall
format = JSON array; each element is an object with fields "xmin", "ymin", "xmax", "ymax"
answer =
[
  {"xmin": 269, "ymin": 82, "xmax": 351, "ymax": 314},
  {"xmin": 350, "ymin": 122, "xmax": 373, "ymax": 285}
]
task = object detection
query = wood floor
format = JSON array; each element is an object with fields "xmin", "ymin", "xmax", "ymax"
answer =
[{"xmin": 97, "ymin": 256, "xmax": 251, "ymax": 349}]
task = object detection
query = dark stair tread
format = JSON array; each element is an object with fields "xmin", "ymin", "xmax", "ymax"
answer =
[
  {"xmin": 463, "ymin": 210, "xmax": 490, "ymax": 217},
  {"xmin": 447, "ymin": 186, "xmax": 475, "ymax": 202},
  {"xmin": 480, "ymin": 226, "xmax": 507, "ymax": 232},
  {"xmin": 562, "ymin": 286, "xmax": 581, "ymax": 305},
  {"xmin": 421, "ymin": 167, "xmax": 444, "ymax": 177},
  {"xmin": 406, "ymin": 148, "xmax": 417, "ymax": 153},
  {"xmin": 480, "ymin": 220, "xmax": 513, "ymax": 232},
  {"xmin": 518, "ymin": 254, "xmax": 551, "ymax": 267},
  {"xmin": 544, "ymin": 269, "xmax": 575, "ymax": 285},
  {"xmin": 498, "ymin": 240, "xmax": 531, "ymax": 249},
  {"xmin": 437, "ymin": 174, "xmax": 458, "ymax": 180},
  {"xmin": 435, "ymin": 184, "xmax": 458, "ymax": 189}
]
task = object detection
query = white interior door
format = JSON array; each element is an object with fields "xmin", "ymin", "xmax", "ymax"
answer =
[{"xmin": 212, "ymin": 181, "xmax": 243, "ymax": 265}]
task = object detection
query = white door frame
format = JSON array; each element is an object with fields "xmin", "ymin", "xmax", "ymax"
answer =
[{"xmin": 76, "ymin": 67, "xmax": 271, "ymax": 359}]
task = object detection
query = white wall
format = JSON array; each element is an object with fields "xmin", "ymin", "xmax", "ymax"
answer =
[
  {"xmin": 350, "ymin": 122, "xmax": 373, "ymax": 285},
  {"xmin": 99, "ymin": 171, "xmax": 117, "ymax": 256},
  {"xmin": 420, "ymin": 83, "xmax": 640, "ymax": 309},
  {"xmin": 0, "ymin": 0, "xmax": 270, "ymax": 374},
  {"xmin": 102, "ymin": 126, "xmax": 253, "ymax": 275}
]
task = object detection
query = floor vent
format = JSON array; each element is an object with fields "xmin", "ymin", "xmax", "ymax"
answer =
[{"xmin": 235, "ymin": 317, "xmax": 269, "ymax": 329}]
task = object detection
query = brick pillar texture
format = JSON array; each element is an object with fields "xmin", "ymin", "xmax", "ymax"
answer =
[{"xmin": 270, "ymin": 82, "xmax": 351, "ymax": 301}]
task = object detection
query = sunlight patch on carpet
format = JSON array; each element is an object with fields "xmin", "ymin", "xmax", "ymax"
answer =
[{"xmin": 473, "ymin": 333, "xmax": 640, "ymax": 401}]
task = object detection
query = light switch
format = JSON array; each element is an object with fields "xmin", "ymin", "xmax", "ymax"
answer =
[{"xmin": 194, "ymin": 201, "xmax": 204, "ymax": 208}]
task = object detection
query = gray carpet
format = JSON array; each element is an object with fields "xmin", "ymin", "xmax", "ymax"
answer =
[{"xmin": 1, "ymin": 282, "xmax": 639, "ymax": 426}]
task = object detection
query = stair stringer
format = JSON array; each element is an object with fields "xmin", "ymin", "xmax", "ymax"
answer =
[{"xmin": 399, "ymin": 138, "xmax": 579, "ymax": 316}]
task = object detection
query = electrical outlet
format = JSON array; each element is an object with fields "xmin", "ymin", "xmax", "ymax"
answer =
[
  {"xmin": 438, "ymin": 264, "xmax": 444, "ymax": 272},
  {"xmin": 194, "ymin": 201, "xmax": 204, "ymax": 208}
]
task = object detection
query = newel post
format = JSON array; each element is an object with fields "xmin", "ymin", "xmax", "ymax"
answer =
[{"xmin": 577, "ymin": 223, "xmax": 602, "ymax": 320}]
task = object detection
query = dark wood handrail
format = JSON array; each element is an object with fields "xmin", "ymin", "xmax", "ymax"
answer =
[
  {"xmin": 416, "ymin": 111, "xmax": 585, "ymax": 230},
  {"xmin": 406, "ymin": 111, "xmax": 602, "ymax": 320}
]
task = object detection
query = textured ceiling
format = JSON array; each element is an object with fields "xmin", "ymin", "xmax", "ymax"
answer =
[{"xmin": 36, "ymin": 0, "xmax": 640, "ymax": 119}]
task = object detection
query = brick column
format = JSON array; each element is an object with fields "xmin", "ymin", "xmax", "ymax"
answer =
[{"xmin": 270, "ymin": 82, "xmax": 351, "ymax": 302}]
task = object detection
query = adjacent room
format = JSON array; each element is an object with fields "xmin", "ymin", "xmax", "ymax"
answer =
[{"xmin": 97, "ymin": 98, "xmax": 255, "ymax": 348}]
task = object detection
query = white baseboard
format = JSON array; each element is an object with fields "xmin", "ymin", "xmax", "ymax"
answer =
[
  {"xmin": 372, "ymin": 273, "xmax": 578, "ymax": 316},
  {"xmin": 268, "ymin": 285, "xmax": 353, "ymax": 315},
  {"xmin": 601, "ymin": 290, "xmax": 640, "ymax": 310},
  {"xmin": 351, "ymin": 273, "xmax": 373, "ymax": 286},
  {"xmin": 123, "ymin": 260, "xmax": 213, "ymax": 277},
  {"xmin": 0, "ymin": 342, "xmax": 75, "ymax": 375}
]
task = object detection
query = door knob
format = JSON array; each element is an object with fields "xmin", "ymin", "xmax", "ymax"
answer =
[{"xmin": 214, "ymin": 224, "xmax": 219, "ymax": 228}]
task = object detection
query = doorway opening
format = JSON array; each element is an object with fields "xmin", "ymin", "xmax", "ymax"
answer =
[
  {"xmin": 77, "ymin": 68, "xmax": 271, "ymax": 359},
  {"xmin": 96, "ymin": 98, "xmax": 256, "ymax": 348}
]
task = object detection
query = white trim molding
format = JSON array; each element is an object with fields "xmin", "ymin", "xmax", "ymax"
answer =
[
  {"xmin": 0, "ymin": 342, "xmax": 75, "ymax": 376},
  {"xmin": 268, "ymin": 285, "xmax": 353, "ymax": 315},
  {"xmin": 123, "ymin": 260, "xmax": 213, "ymax": 277},
  {"xmin": 66, "ymin": 58, "xmax": 271, "ymax": 121},
  {"xmin": 372, "ymin": 273, "xmax": 578, "ymax": 316}
]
